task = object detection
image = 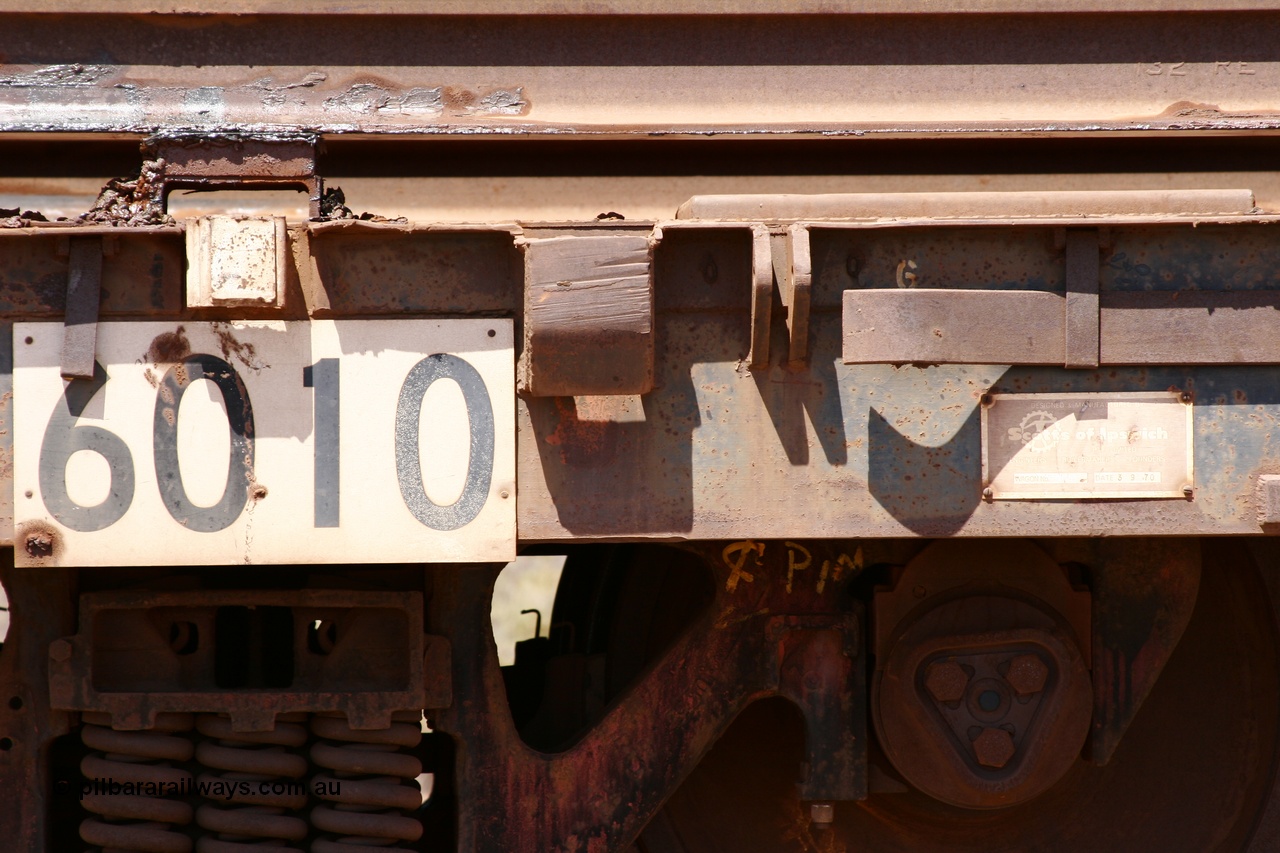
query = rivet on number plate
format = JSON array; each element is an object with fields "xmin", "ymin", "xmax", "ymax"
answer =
[{"xmin": 980, "ymin": 392, "xmax": 1193, "ymax": 500}]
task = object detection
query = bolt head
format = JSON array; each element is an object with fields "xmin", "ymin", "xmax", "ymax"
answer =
[
  {"xmin": 973, "ymin": 727, "xmax": 1016, "ymax": 769},
  {"xmin": 48, "ymin": 639, "xmax": 72, "ymax": 663},
  {"xmin": 924, "ymin": 660, "xmax": 969, "ymax": 703},
  {"xmin": 809, "ymin": 803, "xmax": 834, "ymax": 825},
  {"xmin": 1006, "ymin": 654, "xmax": 1049, "ymax": 696}
]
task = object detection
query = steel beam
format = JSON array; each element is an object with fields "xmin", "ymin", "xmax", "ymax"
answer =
[{"xmin": 2, "ymin": 11, "xmax": 1280, "ymax": 137}]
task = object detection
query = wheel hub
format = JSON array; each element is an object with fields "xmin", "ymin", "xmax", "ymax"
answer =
[{"xmin": 873, "ymin": 541, "xmax": 1093, "ymax": 809}]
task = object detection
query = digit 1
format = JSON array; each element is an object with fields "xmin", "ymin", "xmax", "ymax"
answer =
[{"xmin": 303, "ymin": 359, "xmax": 340, "ymax": 528}]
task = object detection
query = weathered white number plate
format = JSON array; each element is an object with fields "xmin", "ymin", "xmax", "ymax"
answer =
[
  {"xmin": 981, "ymin": 391, "xmax": 1193, "ymax": 500},
  {"xmin": 14, "ymin": 320, "xmax": 515, "ymax": 566}
]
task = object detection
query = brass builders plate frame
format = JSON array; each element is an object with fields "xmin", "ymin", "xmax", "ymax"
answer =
[{"xmin": 980, "ymin": 391, "xmax": 1193, "ymax": 500}]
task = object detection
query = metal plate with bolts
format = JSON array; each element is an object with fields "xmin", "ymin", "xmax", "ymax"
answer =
[{"xmin": 981, "ymin": 391, "xmax": 1193, "ymax": 500}]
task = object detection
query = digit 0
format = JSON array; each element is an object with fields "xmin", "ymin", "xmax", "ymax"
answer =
[
  {"xmin": 394, "ymin": 353, "xmax": 495, "ymax": 531},
  {"xmin": 153, "ymin": 354, "xmax": 255, "ymax": 532}
]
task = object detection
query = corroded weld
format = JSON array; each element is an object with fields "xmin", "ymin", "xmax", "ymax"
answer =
[
  {"xmin": 0, "ymin": 64, "xmax": 114, "ymax": 87},
  {"xmin": 79, "ymin": 158, "xmax": 173, "ymax": 227},
  {"xmin": 474, "ymin": 87, "xmax": 528, "ymax": 116},
  {"xmin": 323, "ymin": 84, "xmax": 444, "ymax": 115}
]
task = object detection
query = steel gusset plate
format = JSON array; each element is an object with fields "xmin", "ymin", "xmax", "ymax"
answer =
[{"xmin": 427, "ymin": 539, "xmax": 868, "ymax": 853}]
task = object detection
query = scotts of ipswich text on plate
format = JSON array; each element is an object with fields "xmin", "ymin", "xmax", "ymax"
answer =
[
  {"xmin": 13, "ymin": 321, "xmax": 515, "ymax": 566},
  {"xmin": 980, "ymin": 391, "xmax": 1193, "ymax": 500}
]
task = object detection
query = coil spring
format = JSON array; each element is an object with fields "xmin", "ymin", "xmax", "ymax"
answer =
[
  {"xmin": 194, "ymin": 712, "xmax": 310, "ymax": 853},
  {"xmin": 79, "ymin": 711, "xmax": 195, "ymax": 853},
  {"xmin": 309, "ymin": 711, "xmax": 424, "ymax": 853}
]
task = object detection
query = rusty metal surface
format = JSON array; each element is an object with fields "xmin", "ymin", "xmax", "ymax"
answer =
[
  {"xmin": 1243, "ymin": 538, "xmax": 1280, "ymax": 853},
  {"xmin": 846, "ymin": 287, "xmax": 1280, "ymax": 365},
  {"xmin": 1100, "ymin": 290, "xmax": 1280, "ymax": 363},
  {"xmin": 844, "ymin": 289, "xmax": 1068, "ymax": 364},
  {"xmin": 1088, "ymin": 539, "xmax": 1201, "ymax": 766},
  {"xmin": 519, "ymin": 217, "xmax": 1280, "ymax": 541},
  {"xmin": 645, "ymin": 538, "xmax": 1277, "ymax": 852},
  {"xmin": 301, "ymin": 222, "xmax": 521, "ymax": 317},
  {"xmin": 9, "ymin": 1, "xmax": 1280, "ymax": 12},
  {"xmin": 49, "ymin": 590, "xmax": 428, "ymax": 731},
  {"xmin": 430, "ymin": 540, "xmax": 866, "ymax": 852},
  {"xmin": 679, "ymin": 189, "xmax": 1260, "ymax": 220},
  {"xmin": 2, "ymin": 13, "xmax": 1280, "ymax": 137},
  {"xmin": 520, "ymin": 315, "xmax": 1280, "ymax": 540},
  {"xmin": 0, "ymin": 227, "xmax": 182, "ymax": 316},
  {"xmin": 149, "ymin": 135, "xmax": 321, "ymax": 218},
  {"xmin": 0, "ymin": 553, "xmax": 75, "ymax": 853},
  {"xmin": 1064, "ymin": 229, "xmax": 1100, "ymax": 369},
  {"xmin": 2, "ymin": 215, "xmax": 1280, "ymax": 540}
]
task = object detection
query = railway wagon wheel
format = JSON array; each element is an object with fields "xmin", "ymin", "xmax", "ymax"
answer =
[{"xmin": 542, "ymin": 540, "xmax": 1280, "ymax": 853}]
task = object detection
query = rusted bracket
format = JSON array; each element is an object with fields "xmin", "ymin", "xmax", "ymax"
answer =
[
  {"xmin": 841, "ymin": 226, "xmax": 1105, "ymax": 368},
  {"xmin": 520, "ymin": 231, "xmax": 655, "ymax": 397},
  {"xmin": 58, "ymin": 235, "xmax": 107, "ymax": 380},
  {"xmin": 0, "ymin": 563, "xmax": 76, "ymax": 853},
  {"xmin": 771, "ymin": 613, "xmax": 864, "ymax": 801},
  {"xmin": 147, "ymin": 134, "xmax": 322, "ymax": 218},
  {"xmin": 49, "ymin": 590, "xmax": 427, "ymax": 732},
  {"xmin": 1063, "ymin": 228, "xmax": 1101, "ymax": 369},
  {"xmin": 1088, "ymin": 539, "xmax": 1201, "ymax": 765},
  {"xmin": 433, "ymin": 541, "xmax": 867, "ymax": 852},
  {"xmin": 749, "ymin": 225, "xmax": 773, "ymax": 368},
  {"xmin": 771, "ymin": 224, "xmax": 813, "ymax": 366}
]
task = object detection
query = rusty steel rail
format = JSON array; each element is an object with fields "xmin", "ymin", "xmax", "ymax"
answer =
[
  {"xmin": 2, "ymin": 8, "xmax": 1280, "ymax": 138},
  {"xmin": 8, "ymin": 1, "xmax": 1280, "ymax": 12}
]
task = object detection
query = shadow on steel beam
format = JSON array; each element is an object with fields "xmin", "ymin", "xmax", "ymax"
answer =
[{"xmin": 866, "ymin": 403, "xmax": 983, "ymax": 536}]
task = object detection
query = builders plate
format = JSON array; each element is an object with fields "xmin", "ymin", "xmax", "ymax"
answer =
[
  {"xmin": 980, "ymin": 391, "xmax": 1193, "ymax": 500},
  {"xmin": 14, "ymin": 320, "xmax": 515, "ymax": 566}
]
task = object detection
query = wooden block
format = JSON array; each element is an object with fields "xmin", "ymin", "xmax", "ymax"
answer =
[{"xmin": 523, "ymin": 234, "xmax": 654, "ymax": 396}]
